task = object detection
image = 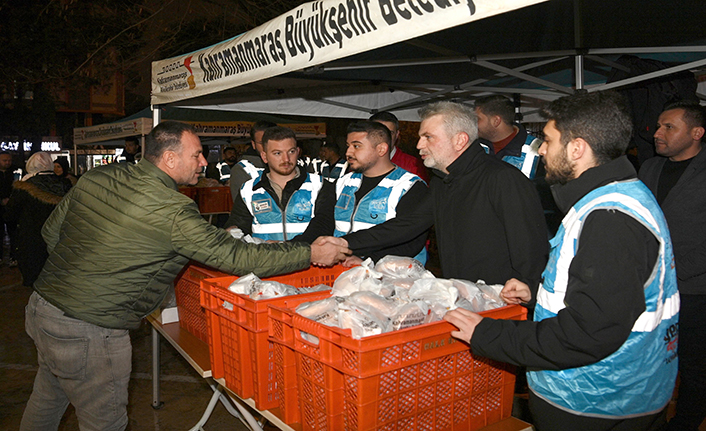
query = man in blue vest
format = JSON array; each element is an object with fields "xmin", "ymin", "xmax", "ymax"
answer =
[
  {"xmin": 474, "ymin": 95, "xmax": 541, "ymax": 179},
  {"xmin": 446, "ymin": 91, "xmax": 679, "ymax": 431},
  {"xmin": 294, "ymin": 121, "xmax": 428, "ymax": 264},
  {"xmin": 318, "ymin": 140, "xmax": 348, "ymax": 182},
  {"xmin": 226, "ymin": 126, "xmax": 326, "ymax": 241},
  {"xmin": 214, "ymin": 146, "xmax": 238, "ymax": 184}
]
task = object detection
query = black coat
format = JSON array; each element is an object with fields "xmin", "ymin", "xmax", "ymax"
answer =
[
  {"xmin": 345, "ymin": 142, "xmax": 548, "ymax": 288},
  {"xmin": 5, "ymin": 173, "xmax": 71, "ymax": 286},
  {"xmin": 639, "ymin": 148, "xmax": 706, "ymax": 295}
]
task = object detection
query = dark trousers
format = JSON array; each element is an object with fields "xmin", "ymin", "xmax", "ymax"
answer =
[
  {"xmin": 667, "ymin": 294, "xmax": 706, "ymax": 431},
  {"xmin": 529, "ymin": 390, "xmax": 667, "ymax": 431}
]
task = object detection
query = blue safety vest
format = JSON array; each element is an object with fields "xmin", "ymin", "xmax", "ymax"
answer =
[
  {"xmin": 240, "ymin": 172, "xmax": 323, "ymax": 241},
  {"xmin": 501, "ymin": 135, "xmax": 541, "ymax": 179},
  {"xmin": 237, "ymin": 159, "xmax": 263, "ymax": 182},
  {"xmin": 334, "ymin": 167, "xmax": 427, "ymax": 263},
  {"xmin": 215, "ymin": 161, "xmax": 232, "ymax": 182},
  {"xmin": 528, "ymin": 179, "xmax": 679, "ymax": 418}
]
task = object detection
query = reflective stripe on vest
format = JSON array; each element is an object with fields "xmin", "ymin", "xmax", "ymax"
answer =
[
  {"xmin": 241, "ymin": 172, "xmax": 323, "ymax": 241},
  {"xmin": 528, "ymin": 179, "xmax": 679, "ymax": 418},
  {"xmin": 501, "ymin": 136, "xmax": 541, "ymax": 179},
  {"xmin": 333, "ymin": 167, "xmax": 427, "ymax": 263},
  {"xmin": 237, "ymin": 159, "xmax": 262, "ymax": 182},
  {"xmin": 216, "ymin": 161, "xmax": 231, "ymax": 181}
]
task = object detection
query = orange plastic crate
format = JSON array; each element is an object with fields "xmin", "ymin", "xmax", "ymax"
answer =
[
  {"xmin": 178, "ymin": 186, "xmax": 198, "ymax": 200},
  {"xmin": 197, "ymin": 186, "xmax": 232, "ymax": 213},
  {"xmin": 200, "ymin": 265, "xmax": 347, "ymax": 410},
  {"xmin": 173, "ymin": 262, "xmax": 227, "ymax": 343},
  {"xmin": 269, "ymin": 303, "xmax": 526, "ymax": 431}
]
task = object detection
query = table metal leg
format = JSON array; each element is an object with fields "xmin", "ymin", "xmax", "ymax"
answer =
[
  {"xmin": 151, "ymin": 325, "xmax": 164, "ymax": 409},
  {"xmin": 187, "ymin": 381, "xmax": 265, "ymax": 431}
]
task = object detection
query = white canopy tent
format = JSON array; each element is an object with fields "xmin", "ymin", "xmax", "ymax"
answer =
[{"xmin": 150, "ymin": 0, "xmax": 706, "ymax": 125}]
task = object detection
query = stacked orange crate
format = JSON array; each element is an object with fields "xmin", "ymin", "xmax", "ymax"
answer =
[
  {"xmin": 269, "ymin": 303, "xmax": 526, "ymax": 431},
  {"xmin": 197, "ymin": 186, "xmax": 232, "ymax": 213},
  {"xmin": 173, "ymin": 262, "xmax": 227, "ymax": 343},
  {"xmin": 199, "ymin": 265, "xmax": 347, "ymax": 416}
]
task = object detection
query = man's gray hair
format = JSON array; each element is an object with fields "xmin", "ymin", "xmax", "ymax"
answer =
[{"xmin": 418, "ymin": 101, "xmax": 478, "ymax": 143}]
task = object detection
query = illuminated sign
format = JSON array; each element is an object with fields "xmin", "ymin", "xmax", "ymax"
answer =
[{"xmin": 0, "ymin": 137, "xmax": 63, "ymax": 152}]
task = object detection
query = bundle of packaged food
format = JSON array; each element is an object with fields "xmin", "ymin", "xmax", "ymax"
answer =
[
  {"xmin": 226, "ymin": 272, "xmax": 330, "ymax": 300},
  {"xmin": 295, "ymin": 256, "xmax": 506, "ymax": 339}
]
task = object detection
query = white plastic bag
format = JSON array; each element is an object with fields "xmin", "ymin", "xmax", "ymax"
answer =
[
  {"xmin": 408, "ymin": 278, "xmax": 459, "ymax": 310},
  {"xmin": 331, "ymin": 258, "xmax": 383, "ymax": 297},
  {"xmin": 227, "ymin": 273, "xmax": 260, "ymax": 295},
  {"xmin": 374, "ymin": 255, "xmax": 432, "ymax": 280},
  {"xmin": 249, "ymin": 280, "xmax": 298, "ymax": 300}
]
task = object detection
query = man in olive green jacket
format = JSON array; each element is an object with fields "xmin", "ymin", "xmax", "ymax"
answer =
[{"xmin": 20, "ymin": 121, "xmax": 349, "ymax": 431}]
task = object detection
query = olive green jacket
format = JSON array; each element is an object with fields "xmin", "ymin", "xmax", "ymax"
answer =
[{"xmin": 34, "ymin": 159, "xmax": 310, "ymax": 329}]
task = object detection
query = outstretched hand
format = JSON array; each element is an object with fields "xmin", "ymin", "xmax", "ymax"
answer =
[
  {"xmin": 310, "ymin": 236, "xmax": 352, "ymax": 267},
  {"xmin": 444, "ymin": 308, "xmax": 483, "ymax": 344},
  {"xmin": 501, "ymin": 278, "xmax": 532, "ymax": 304}
]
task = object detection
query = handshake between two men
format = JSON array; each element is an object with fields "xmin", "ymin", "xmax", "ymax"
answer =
[{"xmin": 309, "ymin": 236, "xmax": 352, "ymax": 267}]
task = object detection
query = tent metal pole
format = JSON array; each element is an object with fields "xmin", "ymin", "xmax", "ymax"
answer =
[
  {"xmin": 316, "ymin": 47, "xmax": 705, "ymax": 74},
  {"xmin": 589, "ymin": 46, "xmax": 706, "ymax": 55},
  {"xmin": 473, "ymin": 60, "xmax": 574, "ymax": 94},
  {"xmin": 150, "ymin": 105, "xmax": 162, "ymax": 156},
  {"xmin": 575, "ymin": 55, "xmax": 584, "ymax": 90},
  {"xmin": 309, "ymin": 98, "xmax": 372, "ymax": 114},
  {"xmin": 588, "ymin": 58, "xmax": 706, "ymax": 92},
  {"xmin": 73, "ymin": 141, "xmax": 78, "ymax": 176},
  {"xmin": 585, "ymin": 55, "xmax": 630, "ymax": 72},
  {"xmin": 379, "ymin": 57, "xmax": 568, "ymax": 112}
]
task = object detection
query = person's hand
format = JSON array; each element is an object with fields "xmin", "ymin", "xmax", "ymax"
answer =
[
  {"xmin": 342, "ymin": 255, "xmax": 363, "ymax": 267},
  {"xmin": 265, "ymin": 240, "xmax": 281, "ymax": 244},
  {"xmin": 313, "ymin": 236, "xmax": 348, "ymax": 248},
  {"xmin": 310, "ymin": 237, "xmax": 351, "ymax": 267},
  {"xmin": 444, "ymin": 308, "xmax": 483, "ymax": 344},
  {"xmin": 501, "ymin": 278, "xmax": 532, "ymax": 304},
  {"xmin": 1, "ymin": 197, "xmax": 8, "ymax": 206}
]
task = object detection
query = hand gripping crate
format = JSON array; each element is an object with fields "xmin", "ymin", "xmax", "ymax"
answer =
[
  {"xmin": 197, "ymin": 186, "xmax": 232, "ymax": 214},
  {"xmin": 199, "ymin": 265, "xmax": 347, "ymax": 413},
  {"xmin": 268, "ymin": 304, "xmax": 526, "ymax": 431},
  {"xmin": 173, "ymin": 262, "xmax": 228, "ymax": 343}
]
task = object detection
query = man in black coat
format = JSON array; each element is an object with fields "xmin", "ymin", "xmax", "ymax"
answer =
[
  {"xmin": 314, "ymin": 101, "xmax": 547, "ymax": 289},
  {"xmin": 639, "ymin": 101, "xmax": 706, "ymax": 431}
]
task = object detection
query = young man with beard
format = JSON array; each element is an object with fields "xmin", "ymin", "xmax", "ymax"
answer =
[
  {"xmin": 473, "ymin": 95, "xmax": 541, "ymax": 179},
  {"xmin": 226, "ymin": 126, "xmax": 327, "ymax": 241},
  {"xmin": 369, "ymin": 111, "xmax": 430, "ymax": 182},
  {"xmin": 445, "ymin": 92, "xmax": 679, "ymax": 431},
  {"xmin": 639, "ymin": 101, "xmax": 706, "ymax": 431},
  {"xmin": 294, "ymin": 121, "xmax": 428, "ymax": 264}
]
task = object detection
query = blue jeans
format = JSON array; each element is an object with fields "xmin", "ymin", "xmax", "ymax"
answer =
[{"xmin": 20, "ymin": 291, "xmax": 132, "ymax": 431}]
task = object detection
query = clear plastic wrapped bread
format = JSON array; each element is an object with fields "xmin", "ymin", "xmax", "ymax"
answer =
[{"xmin": 295, "ymin": 256, "xmax": 509, "ymax": 339}]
